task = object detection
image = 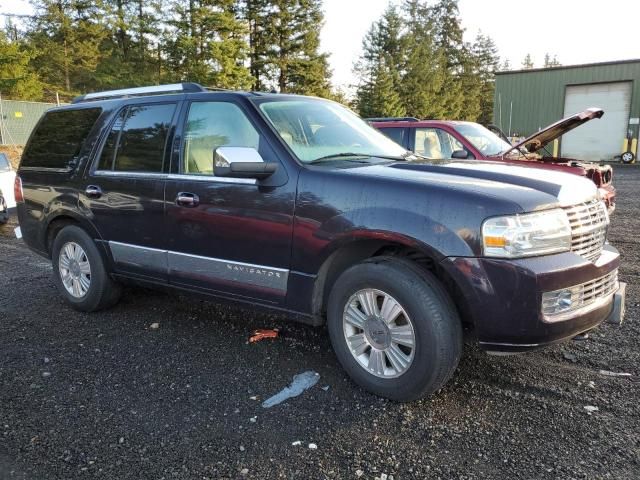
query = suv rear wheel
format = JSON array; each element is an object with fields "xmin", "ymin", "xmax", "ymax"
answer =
[
  {"xmin": 327, "ymin": 257, "xmax": 462, "ymax": 401},
  {"xmin": 51, "ymin": 225, "xmax": 121, "ymax": 311}
]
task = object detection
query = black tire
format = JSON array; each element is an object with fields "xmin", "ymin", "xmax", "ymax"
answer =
[
  {"xmin": 51, "ymin": 225, "xmax": 121, "ymax": 312},
  {"xmin": 327, "ymin": 257, "xmax": 462, "ymax": 401}
]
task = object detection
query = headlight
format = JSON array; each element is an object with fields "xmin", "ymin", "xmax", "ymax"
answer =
[{"xmin": 482, "ymin": 209, "xmax": 572, "ymax": 258}]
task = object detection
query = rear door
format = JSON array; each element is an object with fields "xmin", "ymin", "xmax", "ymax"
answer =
[
  {"xmin": 164, "ymin": 98, "xmax": 295, "ymax": 305},
  {"xmin": 82, "ymin": 101, "xmax": 179, "ymax": 281}
]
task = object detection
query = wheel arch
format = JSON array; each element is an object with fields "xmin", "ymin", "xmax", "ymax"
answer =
[
  {"xmin": 43, "ymin": 211, "xmax": 106, "ymax": 262},
  {"xmin": 311, "ymin": 236, "xmax": 470, "ymax": 325}
]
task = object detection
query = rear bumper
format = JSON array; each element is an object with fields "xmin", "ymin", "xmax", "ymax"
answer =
[{"xmin": 442, "ymin": 244, "xmax": 620, "ymax": 352}]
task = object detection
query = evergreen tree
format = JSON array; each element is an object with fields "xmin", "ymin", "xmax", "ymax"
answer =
[
  {"xmin": 354, "ymin": 6, "xmax": 405, "ymax": 116},
  {"xmin": 521, "ymin": 53, "xmax": 534, "ymax": 69},
  {"xmin": 357, "ymin": 55, "xmax": 405, "ymax": 119},
  {"xmin": 163, "ymin": 0, "xmax": 252, "ymax": 89},
  {"xmin": 501, "ymin": 58, "xmax": 511, "ymax": 71},
  {"xmin": 244, "ymin": 0, "xmax": 272, "ymax": 90},
  {"xmin": 543, "ymin": 53, "xmax": 561, "ymax": 68},
  {"xmin": 0, "ymin": 30, "xmax": 43, "ymax": 100},
  {"xmin": 27, "ymin": 0, "xmax": 109, "ymax": 98},
  {"xmin": 399, "ymin": 1, "xmax": 447, "ymax": 118},
  {"xmin": 472, "ymin": 33, "xmax": 500, "ymax": 124},
  {"xmin": 97, "ymin": 0, "xmax": 164, "ymax": 88},
  {"xmin": 259, "ymin": 0, "xmax": 332, "ymax": 95}
]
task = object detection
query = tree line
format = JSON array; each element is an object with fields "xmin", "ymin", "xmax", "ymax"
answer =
[
  {"xmin": 354, "ymin": 0, "xmax": 500, "ymax": 124},
  {"xmin": 0, "ymin": 0, "xmax": 333, "ymax": 103},
  {"xmin": 0, "ymin": 0, "xmax": 513, "ymax": 124}
]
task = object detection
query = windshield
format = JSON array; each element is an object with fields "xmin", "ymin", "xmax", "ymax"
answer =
[
  {"xmin": 453, "ymin": 123, "xmax": 512, "ymax": 157},
  {"xmin": 256, "ymin": 98, "xmax": 408, "ymax": 163}
]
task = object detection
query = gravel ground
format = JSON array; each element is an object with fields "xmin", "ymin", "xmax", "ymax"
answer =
[{"xmin": 1, "ymin": 167, "xmax": 639, "ymax": 480}]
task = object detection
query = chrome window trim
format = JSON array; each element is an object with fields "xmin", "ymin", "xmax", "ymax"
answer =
[
  {"xmin": 19, "ymin": 166, "xmax": 73, "ymax": 173},
  {"xmin": 92, "ymin": 170, "xmax": 168, "ymax": 179},
  {"xmin": 166, "ymin": 173, "xmax": 256, "ymax": 185}
]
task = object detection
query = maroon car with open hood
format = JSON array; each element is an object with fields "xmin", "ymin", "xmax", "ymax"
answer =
[{"xmin": 370, "ymin": 108, "xmax": 616, "ymax": 213}]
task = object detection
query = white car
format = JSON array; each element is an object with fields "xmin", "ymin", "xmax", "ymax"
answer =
[
  {"xmin": 0, "ymin": 153, "xmax": 16, "ymax": 224},
  {"xmin": 0, "ymin": 152, "xmax": 16, "ymax": 207}
]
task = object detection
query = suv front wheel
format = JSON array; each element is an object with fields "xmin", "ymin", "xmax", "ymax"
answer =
[
  {"xmin": 52, "ymin": 225, "xmax": 121, "ymax": 312},
  {"xmin": 327, "ymin": 257, "xmax": 462, "ymax": 401}
]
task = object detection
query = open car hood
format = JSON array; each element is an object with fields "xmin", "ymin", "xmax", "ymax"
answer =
[{"xmin": 503, "ymin": 108, "xmax": 604, "ymax": 155}]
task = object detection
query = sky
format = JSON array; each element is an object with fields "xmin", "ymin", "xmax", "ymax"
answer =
[
  {"xmin": 323, "ymin": 0, "xmax": 640, "ymax": 90},
  {"xmin": 2, "ymin": 0, "xmax": 640, "ymax": 92}
]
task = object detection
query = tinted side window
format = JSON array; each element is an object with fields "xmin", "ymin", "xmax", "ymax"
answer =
[
  {"xmin": 379, "ymin": 127, "xmax": 405, "ymax": 147},
  {"xmin": 183, "ymin": 102, "xmax": 259, "ymax": 175},
  {"xmin": 22, "ymin": 108, "xmax": 102, "ymax": 169},
  {"xmin": 97, "ymin": 103, "xmax": 176, "ymax": 173}
]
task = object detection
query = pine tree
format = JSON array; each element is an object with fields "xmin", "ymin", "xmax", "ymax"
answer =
[
  {"xmin": 357, "ymin": 55, "xmax": 405, "ymax": 119},
  {"xmin": 0, "ymin": 30, "xmax": 43, "ymax": 100},
  {"xmin": 472, "ymin": 33, "xmax": 500, "ymax": 124},
  {"xmin": 501, "ymin": 58, "xmax": 511, "ymax": 71},
  {"xmin": 544, "ymin": 53, "xmax": 561, "ymax": 68},
  {"xmin": 256, "ymin": 0, "xmax": 332, "ymax": 95},
  {"xmin": 522, "ymin": 53, "xmax": 534, "ymax": 69},
  {"xmin": 163, "ymin": 0, "xmax": 252, "ymax": 89},
  {"xmin": 244, "ymin": 0, "xmax": 272, "ymax": 90},
  {"xmin": 97, "ymin": 0, "xmax": 164, "ymax": 88},
  {"xmin": 354, "ymin": 6, "xmax": 405, "ymax": 116},
  {"xmin": 399, "ymin": 1, "xmax": 447, "ymax": 118},
  {"xmin": 27, "ymin": 0, "xmax": 109, "ymax": 98}
]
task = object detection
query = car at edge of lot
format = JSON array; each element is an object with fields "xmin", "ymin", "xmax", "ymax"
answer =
[
  {"xmin": 0, "ymin": 152, "xmax": 15, "ymax": 224},
  {"xmin": 369, "ymin": 109, "xmax": 617, "ymax": 213},
  {"xmin": 14, "ymin": 83, "xmax": 624, "ymax": 401}
]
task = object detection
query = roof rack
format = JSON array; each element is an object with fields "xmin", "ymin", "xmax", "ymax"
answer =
[
  {"xmin": 365, "ymin": 117, "xmax": 420, "ymax": 122},
  {"xmin": 72, "ymin": 82, "xmax": 207, "ymax": 103}
]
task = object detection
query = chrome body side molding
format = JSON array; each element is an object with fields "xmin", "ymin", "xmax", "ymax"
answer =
[{"xmin": 107, "ymin": 241, "xmax": 288, "ymax": 292}]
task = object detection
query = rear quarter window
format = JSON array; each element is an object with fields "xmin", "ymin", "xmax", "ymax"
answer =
[{"xmin": 21, "ymin": 108, "xmax": 102, "ymax": 170}]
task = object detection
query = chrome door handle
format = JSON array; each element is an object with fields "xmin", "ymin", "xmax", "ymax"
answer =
[
  {"xmin": 85, "ymin": 185, "xmax": 102, "ymax": 198},
  {"xmin": 176, "ymin": 192, "xmax": 199, "ymax": 207}
]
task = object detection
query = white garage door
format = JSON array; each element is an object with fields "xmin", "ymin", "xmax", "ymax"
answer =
[{"xmin": 562, "ymin": 82, "xmax": 631, "ymax": 161}]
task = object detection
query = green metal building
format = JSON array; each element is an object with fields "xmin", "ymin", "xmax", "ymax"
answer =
[{"xmin": 493, "ymin": 59, "xmax": 640, "ymax": 162}]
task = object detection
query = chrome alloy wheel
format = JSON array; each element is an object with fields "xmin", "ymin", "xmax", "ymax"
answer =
[
  {"xmin": 58, "ymin": 241, "xmax": 91, "ymax": 298},
  {"xmin": 343, "ymin": 289, "xmax": 415, "ymax": 378}
]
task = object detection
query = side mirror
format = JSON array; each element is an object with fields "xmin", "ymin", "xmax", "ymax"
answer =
[
  {"xmin": 451, "ymin": 149, "xmax": 469, "ymax": 159},
  {"xmin": 213, "ymin": 146, "xmax": 278, "ymax": 179}
]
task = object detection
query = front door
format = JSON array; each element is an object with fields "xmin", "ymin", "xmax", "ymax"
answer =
[
  {"xmin": 164, "ymin": 99, "xmax": 296, "ymax": 305},
  {"xmin": 83, "ymin": 101, "xmax": 179, "ymax": 281}
]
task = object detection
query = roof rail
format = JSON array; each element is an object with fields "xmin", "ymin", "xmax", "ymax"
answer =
[
  {"xmin": 72, "ymin": 82, "xmax": 207, "ymax": 103},
  {"xmin": 365, "ymin": 117, "xmax": 420, "ymax": 122}
]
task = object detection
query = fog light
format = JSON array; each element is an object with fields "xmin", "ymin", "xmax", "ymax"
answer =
[
  {"xmin": 542, "ymin": 288, "xmax": 578, "ymax": 316},
  {"xmin": 557, "ymin": 291, "xmax": 573, "ymax": 309}
]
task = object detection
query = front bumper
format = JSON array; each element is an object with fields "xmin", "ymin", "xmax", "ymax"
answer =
[{"xmin": 442, "ymin": 244, "xmax": 620, "ymax": 352}]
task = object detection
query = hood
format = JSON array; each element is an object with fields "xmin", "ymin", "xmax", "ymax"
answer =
[
  {"xmin": 347, "ymin": 158, "xmax": 598, "ymax": 211},
  {"xmin": 503, "ymin": 107, "xmax": 604, "ymax": 155}
]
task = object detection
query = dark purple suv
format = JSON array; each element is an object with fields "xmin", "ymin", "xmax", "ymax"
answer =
[{"xmin": 15, "ymin": 84, "xmax": 625, "ymax": 401}]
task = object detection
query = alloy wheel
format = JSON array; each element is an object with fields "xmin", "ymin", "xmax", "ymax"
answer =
[
  {"xmin": 342, "ymin": 288, "xmax": 416, "ymax": 378},
  {"xmin": 58, "ymin": 241, "xmax": 92, "ymax": 298}
]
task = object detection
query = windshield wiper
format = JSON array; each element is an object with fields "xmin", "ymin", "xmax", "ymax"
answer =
[
  {"xmin": 308, "ymin": 152, "xmax": 412, "ymax": 165},
  {"xmin": 308, "ymin": 153, "xmax": 372, "ymax": 164}
]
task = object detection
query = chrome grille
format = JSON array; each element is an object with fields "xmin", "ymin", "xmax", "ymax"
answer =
[
  {"xmin": 563, "ymin": 200, "xmax": 609, "ymax": 262},
  {"xmin": 542, "ymin": 269, "xmax": 618, "ymax": 320}
]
